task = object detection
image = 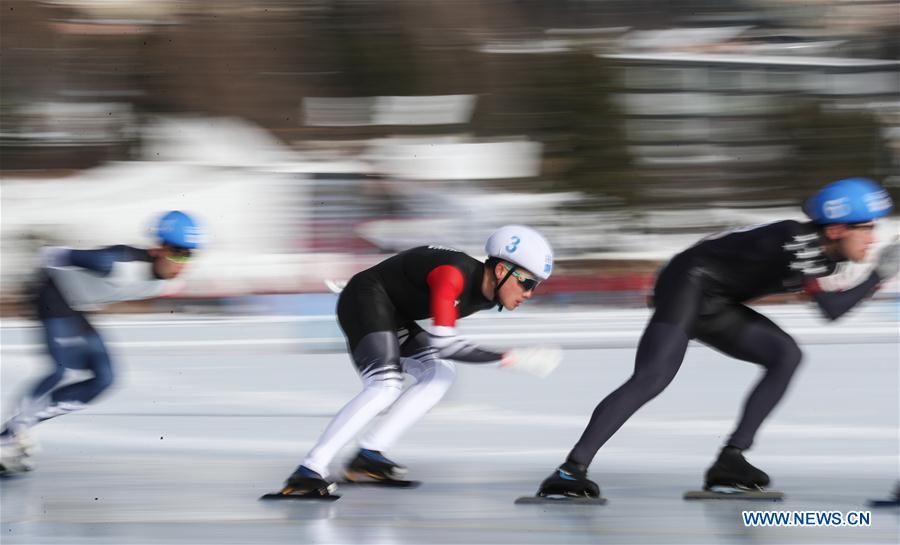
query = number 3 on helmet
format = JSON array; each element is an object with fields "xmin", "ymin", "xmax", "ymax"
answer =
[{"xmin": 485, "ymin": 225, "xmax": 554, "ymax": 280}]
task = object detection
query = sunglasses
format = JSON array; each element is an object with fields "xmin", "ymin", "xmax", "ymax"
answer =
[
  {"xmin": 503, "ymin": 264, "xmax": 540, "ymax": 292},
  {"xmin": 847, "ymin": 222, "xmax": 875, "ymax": 231},
  {"xmin": 164, "ymin": 246, "xmax": 193, "ymax": 264}
]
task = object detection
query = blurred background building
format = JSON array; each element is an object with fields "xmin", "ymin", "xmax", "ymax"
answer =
[{"xmin": 1, "ymin": 0, "xmax": 898, "ymax": 313}]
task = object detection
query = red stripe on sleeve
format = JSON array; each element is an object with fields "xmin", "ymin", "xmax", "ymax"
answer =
[
  {"xmin": 426, "ymin": 265, "xmax": 465, "ymax": 327},
  {"xmin": 804, "ymin": 278, "xmax": 822, "ymax": 295}
]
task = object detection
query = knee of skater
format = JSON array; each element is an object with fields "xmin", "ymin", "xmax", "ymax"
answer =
[
  {"xmin": 413, "ymin": 359, "xmax": 456, "ymax": 399},
  {"xmin": 47, "ymin": 367, "xmax": 66, "ymax": 384},
  {"xmin": 779, "ymin": 343, "xmax": 803, "ymax": 374},
  {"xmin": 92, "ymin": 366, "xmax": 115, "ymax": 391},
  {"xmin": 37, "ymin": 367, "xmax": 67, "ymax": 391},
  {"xmin": 428, "ymin": 359, "xmax": 456, "ymax": 387},
  {"xmin": 363, "ymin": 377, "xmax": 404, "ymax": 404}
]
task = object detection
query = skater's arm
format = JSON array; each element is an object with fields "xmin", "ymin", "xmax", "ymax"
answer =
[
  {"xmin": 405, "ymin": 324, "xmax": 560, "ymax": 377},
  {"xmin": 66, "ymin": 246, "xmax": 143, "ymax": 276},
  {"xmin": 402, "ymin": 323, "xmax": 503, "ymax": 363},
  {"xmin": 424, "ymin": 264, "xmax": 505, "ymax": 362},
  {"xmin": 805, "ymin": 241, "xmax": 898, "ymax": 321},
  {"xmin": 422, "ymin": 263, "xmax": 560, "ymax": 374},
  {"xmin": 427, "ymin": 265, "xmax": 464, "ymax": 327},
  {"xmin": 45, "ymin": 246, "xmax": 169, "ymax": 309},
  {"xmin": 805, "ymin": 272, "xmax": 880, "ymax": 321},
  {"xmin": 424, "ymin": 326, "xmax": 505, "ymax": 363},
  {"xmin": 415, "ymin": 329, "xmax": 560, "ymax": 376}
]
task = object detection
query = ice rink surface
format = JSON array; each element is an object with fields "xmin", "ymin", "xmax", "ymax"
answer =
[{"xmin": 2, "ymin": 303, "xmax": 898, "ymax": 544}]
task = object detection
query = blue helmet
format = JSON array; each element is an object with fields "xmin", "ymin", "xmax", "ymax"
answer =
[
  {"xmin": 804, "ymin": 178, "xmax": 893, "ymax": 224},
  {"xmin": 156, "ymin": 210, "xmax": 204, "ymax": 249}
]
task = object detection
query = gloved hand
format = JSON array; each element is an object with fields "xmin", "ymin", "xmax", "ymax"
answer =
[
  {"xmin": 875, "ymin": 238, "xmax": 899, "ymax": 281},
  {"xmin": 500, "ymin": 345, "xmax": 562, "ymax": 379}
]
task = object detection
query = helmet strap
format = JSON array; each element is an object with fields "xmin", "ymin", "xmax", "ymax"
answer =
[{"xmin": 493, "ymin": 262, "xmax": 517, "ymax": 312}]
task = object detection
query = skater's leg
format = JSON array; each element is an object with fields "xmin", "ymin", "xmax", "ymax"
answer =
[
  {"xmin": 566, "ymin": 258, "xmax": 706, "ymax": 467},
  {"xmin": 302, "ymin": 383, "xmax": 403, "ymax": 477},
  {"xmin": 0, "ymin": 372, "xmax": 63, "ymax": 436},
  {"xmin": 696, "ymin": 306, "xmax": 802, "ymax": 451},
  {"xmin": 301, "ymin": 331, "xmax": 404, "ymax": 477},
  {"xmin": 40, "ymin": 323, "xmax": 114, "ymax": 420},
  {"xmin": 1, "ymin": 317, "xmax": 85, "ymax": 436},
  {"xmin": 566, "ymin": 321, "xmax": 689, "ymax": 466},
  {"xmin": 358, "ymin": 354, "xmax": 456, "ymax": 452}
]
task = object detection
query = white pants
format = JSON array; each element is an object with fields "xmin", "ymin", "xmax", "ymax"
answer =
[{"xmin": 302, "ymin": 354, "xmax": 456, "ymax": 478}]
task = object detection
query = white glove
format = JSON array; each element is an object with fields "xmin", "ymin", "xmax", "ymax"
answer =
[
  {"xmin": 500, "ymin": 345, "xmax": 562, "ymax": 379},
  {"xmin": 875, "ymin": 239, "xmax": 899, "ymax": 280}
]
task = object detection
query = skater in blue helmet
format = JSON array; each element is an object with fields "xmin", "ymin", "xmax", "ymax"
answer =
[
  {"xmin": 0, "ymin": 211, "xmax": 204, "ymax": 475},
  {"xmin": 532, "ymin": 178, "xmax": 898, "ymax": 500}
]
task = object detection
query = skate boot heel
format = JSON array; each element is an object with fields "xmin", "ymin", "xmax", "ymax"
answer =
[
  {"xmin": 341, "ymin": 449, "xmax": 420, "ymax": 487},
  {"xmin": 345, "ymin": 449, "xmax": 408, "ymax": 481},
  {"xmin": 344, "ymin": 468, "xmax": 373, "ymax": 482}
]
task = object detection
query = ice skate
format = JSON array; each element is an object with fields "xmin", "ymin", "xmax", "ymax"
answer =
[
  {"xmin": 260, "ymin": 465, "xmax": 340, "ymax": 501},
  {"xmin": 684, "ymin": 447, "xmax": 783, "ymax": 501},
  {"xmin": 516, "ymin": 461, "xmax": 606, "ymax": 505},
  {"xmin": 867, "ymin": 481, "xmax": 900, "ymax": 508},
  {"xmin": 343, "ymin": 449, "xmax": 419, "ymax": 487},
  {"xmin": 0, "ymin": 428, "xmax": 37, "ymax": 476}
]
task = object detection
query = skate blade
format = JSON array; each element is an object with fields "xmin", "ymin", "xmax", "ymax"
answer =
[
  {"xmin": 0, "ymin": 468, "xmax": 27, "ymax": 479},
  {"xmin": 0, "ymin": 459, "xmax": 35, "ymax": 478},
  {"xmin": 340, "ymin": 479, "xmax": 421, "ymax": 488},
  {"xmin": 684, "ymin": 489, "xmax": 784, "ymax": 501},
  {"xmin": 260, "ymin": 485, "xmax": 340, "ymax": 501},
  {"xmin": 867, "ymin": 499, "xmax": 900, "ymax": 508},
  {"xmin": 515, "ymin": 495, "xmax": 607, "ymax": 505},
  {"xmin": 343, "ymin": 470, "xmax": 419, "ymax": 488}
]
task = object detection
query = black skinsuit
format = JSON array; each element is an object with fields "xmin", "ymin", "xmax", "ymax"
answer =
[
  {"xmin": 337, "ymin": 245, "xmax": 501, "ymax": 382},
  {"xmin": 568, "ymin": 220, "xmax": 882, "ymax": 466}
]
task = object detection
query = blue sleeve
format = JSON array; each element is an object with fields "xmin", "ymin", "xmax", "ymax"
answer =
[
  {"xmin": 67, "ymin": 245, "xmax": 144, "ymax": 277},
  {"xmin": 811, "ymin": 272, "xmax": 880, "ymax": 321}
]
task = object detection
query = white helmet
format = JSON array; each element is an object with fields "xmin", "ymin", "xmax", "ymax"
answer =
[{"xmin": 485, "ymin": 225, "xmax": 554, "ymax": 280}]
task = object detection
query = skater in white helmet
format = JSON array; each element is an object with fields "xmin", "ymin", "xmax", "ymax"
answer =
[{"xmin": 269, "ymin": 225, "xmax": 561, "ymax": 499}]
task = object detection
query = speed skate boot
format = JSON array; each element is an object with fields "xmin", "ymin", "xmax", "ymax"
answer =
[
  {"xmin": 537, "ymin": 460, "xmax": 601, "ymax": 498},
  {"xmin": 0, "ymin": 428, "xmax": 37, "ymax": 476},
  {"xmin": 283, "ymin": 465, "xmax": 336, "ymax": 495},
  {"xmin": 258, "ymin": 465, "xmax": 339, "ymax": 500},
  {"xmin": 705, "ymin": 446, "xmax": 770, "ymax": 491},
  {"xmin": 344, "ymin": 449, "xmax": 408, "ymax": 482}
]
